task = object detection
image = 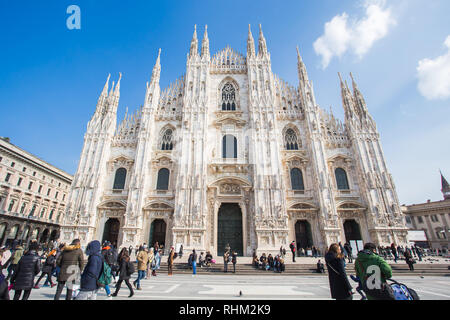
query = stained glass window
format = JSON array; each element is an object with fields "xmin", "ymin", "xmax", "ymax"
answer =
[
  {"xmin": 221, "ymin": 83, "xmax": 236, "ymax": 111},
  {"xmin": 285, "ymin": 129, "xmax": 299, "ymax": 150}
]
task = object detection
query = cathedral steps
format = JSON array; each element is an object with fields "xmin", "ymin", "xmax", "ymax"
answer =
[{"xmin": 140, "ymin": 262, "xmax": 450, "ymax": 276}]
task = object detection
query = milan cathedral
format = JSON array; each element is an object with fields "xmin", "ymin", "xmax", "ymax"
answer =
[{"xmin": 61, "ymin": 25, "xmax": 408, "ymax": 256}]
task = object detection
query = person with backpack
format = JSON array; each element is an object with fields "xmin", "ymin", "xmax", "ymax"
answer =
[
  {"xmin": 97, "ymin": 255, "xmax": 113, "ymax": 299},
  {"xmin": 325, "ymin": 243, "xmax": 353, "ymax": 300},
  {"xmin": 10, "ymin": 241, "xmax": 41, "ymax": 300},
  {"xmin": 75, "ymin": 240, "xmax": 103, "ymax": 300},
  {"xmin": 112, "ymin": 248, "xmax": 134, "ymax": 298},
  {"xmin": 355, "ymin": 242, "xmax": 393, "ymax": 300},
  {"xmin": 102, "ymin": 242, "xmax": 117, "ymax": 288},
  {"xmin": 34, "ymin": 249, "xmax": 57, "ymax": 288},
  {"xmin": 54, "ymin": 239, "xmax": 84, "ymax": 300},
  {"xmin": 289, "ymin": 241, "xmax": 296, "ymax": 262},
  {"xmin": 404, "ymin": 247, "xmax": 415, "ymax": 271},
  {"xmin": 133, "ymin": 246, "xmax": 148, "ymax": 290}
]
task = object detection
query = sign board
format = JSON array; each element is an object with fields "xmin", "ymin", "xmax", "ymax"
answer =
[
  {"xmin": 175, "ymin": 243, "xmax": 182, "ymax": 253},
  {"xmin": 307, "ymin": 250, "xmax": 312, "ymax": 256},
  {"xmin": 349, "ymin": 240, "xmax": 364, "ymax": 257},
  {"xmin": 407, "ymin": 230, "xmax": 427, "ymax": 242}
]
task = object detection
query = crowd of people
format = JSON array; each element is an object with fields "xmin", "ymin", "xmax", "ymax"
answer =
[
  {"xmin": 252, "ymin": 251, "xmax": 286, "ymax": 273},
  {"xmin": 0, "ymin": 238, "xmax": 171, "ymax": 300},
  {"xmin": 0, "ymin": 236, "xmax": 440, "ymax": 301}
]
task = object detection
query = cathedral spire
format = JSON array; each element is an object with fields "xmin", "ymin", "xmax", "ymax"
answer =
[
  {"xmin": 109, "ymin": 81, "xmax": 115, "ymax": 97},
  {"xmin": 441, "ymin": 170, "xmax": 450, "ymax": 200},
  {"xmin": 151, "ymin": 48, "xmax": 161, "ymax": 83},
  {"xmin": 101, "ymin": 74, "xmax": 111, "ymax": 97},
  {"xmin": 189, "ymin": 24, "xmax": 199, "ymax": 57},
  {"xmin": 201, "ymin": 25, "xmax": 210, "ymax": 58},
  {"xmin": 247, "ymin": 24, "xmax": 255, "ymax": 57},
  {"xmin": 296, "ymin": 45, "xmax": 309, "ymax": 84},
  {"xmin": 114, "ymin": 72, "xmax": 122, "ymax": 96},
  {"xmin": 338, "ymin": 72, "xmax": 354, "ymax": 119},
  {"xmin": 350, "ymin": 72, "xmax": 368, "ymax": 114},
  {"xmin": 258, "ymin": 24, "xmax": 268, "ymax": 56}
]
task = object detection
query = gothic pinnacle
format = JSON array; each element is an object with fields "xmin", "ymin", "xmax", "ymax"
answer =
[
  {"xmin": 114, "ymin": 72, "xmax": 122, "ymax": 96},
  {"xmin": 190, "ymin": 24, "xmax": 198, "ymax": 57},
  {"xmin": 201, "ymin": 25, "xmax": 210, "ymax": 57},
  {"xmin": 258, "ymin": 24, "xmax": 268, "ymax": 56},
  {"xmin": 151, "ymin": 48, "xmax": 161, "ymax": 83},
  {"xmin": 247, "ymin": 24, "xmax": 255, "ymax": 57},
  {"xmin": 101, "ymin": 73, "xmax": 111, "ymax": 96}
]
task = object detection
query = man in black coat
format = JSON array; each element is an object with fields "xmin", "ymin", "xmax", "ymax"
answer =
[
  {"xmin": 0, "ymin": 273, "xmax": 10, "ymax": 300},
  {"xmin": 10, "ymin": 242, "xmax": 41, "ymax": 300}
]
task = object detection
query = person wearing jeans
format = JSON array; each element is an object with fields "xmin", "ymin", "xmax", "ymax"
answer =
[
  {"xmin": 192, "ymin": 250, "xmax": 197, "ymax": 275},
  {"xmin": 133, "ymin": 246, "xmax": 148, "ymax": 290}
]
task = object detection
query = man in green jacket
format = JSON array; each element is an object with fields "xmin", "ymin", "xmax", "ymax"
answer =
[{"xmin": 355, "ymin": 242, "xmax": 392, "ymax": 300}]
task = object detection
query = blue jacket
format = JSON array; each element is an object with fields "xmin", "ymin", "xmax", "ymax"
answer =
[{"xmin": 80, "ymin": 240, "xmax": 103, "ymax": 291}]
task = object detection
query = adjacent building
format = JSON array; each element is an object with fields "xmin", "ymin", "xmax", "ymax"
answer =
[
  {"xmin": 0, "ymin": 137, "xmax": 73, "ymax": 246},
  {"xmin": 61, "ymin": 25, "xmax": 408, "ymax": 256},
  {"xmin": 402, "ymin": 173, "xmax": 450, "ymax": 251}
]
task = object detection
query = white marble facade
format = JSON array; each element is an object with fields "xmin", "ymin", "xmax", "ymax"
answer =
[{"xmin": 61, "ymin": 25, "xmax": 408, "ymax": 255}]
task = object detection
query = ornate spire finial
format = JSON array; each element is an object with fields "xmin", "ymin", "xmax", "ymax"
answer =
[
  {"xmin": 109, "ymin": 81, "xmax": 115, "ymax": 96},
  {"xmin": 297, "ymin": 45, "xmax": 309, "ymax": 84},
  {"xmin": 258, "ymin": 24, "xmax": 268, "ymax": 56},
  {"xmin": 247, "ymin": 24, "xmax": 255, "ymax": 57},
  {"xmin": 101, "ymin": 73, "xmax": 111, "ymax": 96},
  {"xmin": 201, "ymin": 25, "xmax": 210, "ymax": 57},
  {"xmin": 190, "ymin": 24, "xmax": 198, "ymax": 57},
  {"xmin": 151, "ymin": 48, "xmax": 161, "ymax": 83},
  {"xmin": 114, "ymin": 72, "xmax": 122, "ymax": 95}
]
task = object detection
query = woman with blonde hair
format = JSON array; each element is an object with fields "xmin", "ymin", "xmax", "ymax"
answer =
[
  {"xmin": 146, "ymin": 248, "xmax": 154, "ymax": 279},
  {"xmin": 325, "ymin": 243, "xmax": 353, "ymax": 300}
]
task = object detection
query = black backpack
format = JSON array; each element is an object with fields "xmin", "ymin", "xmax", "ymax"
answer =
[
  {"xmin": 105, "ymin": 250, "xmax": 115, "ymax": 266},
  {"xmin": 126, "ymin": 261, "xmax": 135, "ymax": 275},
  {"xmin": 45, "ymin": 255, "xmax": 56, "ymax": 266}
]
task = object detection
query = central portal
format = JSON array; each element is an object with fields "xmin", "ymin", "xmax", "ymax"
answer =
[{"xmin": 217, "ymin": 203, "xmax": 243, "ymax": 256}]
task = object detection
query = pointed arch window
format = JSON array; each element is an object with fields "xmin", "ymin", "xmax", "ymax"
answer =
[
  {"xmin": 160, "ymin": 129, "xmax": 174, "ymax": 151},
  {"xmin": 222, "ymin": 135, "xmax": 237, "ymax": 158},
  {"xmin": 113, "ymin": 168, "xmax": 127, "ymax": 190},
  {"xmin": 221, "ymin": 83, "xmax": 236, "ymax": 111},
  {"xmin": 335, "ymin": 168, "xmax": 350, "ymax": 190},
  {"xmin": 290, "ymin": 168, "xmax": 305, "ymax": 191},
  {"xmin": 285, "ymin": 128, "xmax": 300, "ymax": 150}
]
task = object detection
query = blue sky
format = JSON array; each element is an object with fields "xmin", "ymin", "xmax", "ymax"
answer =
[{"xmin": 0, "ymin": 0, "xmax": 449, "ymax": 205}]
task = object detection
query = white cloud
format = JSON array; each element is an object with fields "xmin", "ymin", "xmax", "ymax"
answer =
[
  {"xmin": 417, "ymin": 36, "xmax": 450, "ymax": 100},
  {"xmin": 313, "ymin": 0, "xmax": 396, "ymax": 69}
]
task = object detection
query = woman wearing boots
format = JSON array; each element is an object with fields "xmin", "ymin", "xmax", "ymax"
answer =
[{"xmin": 111, "ymin": 248, "xmax": 134, "ymax": 298}]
